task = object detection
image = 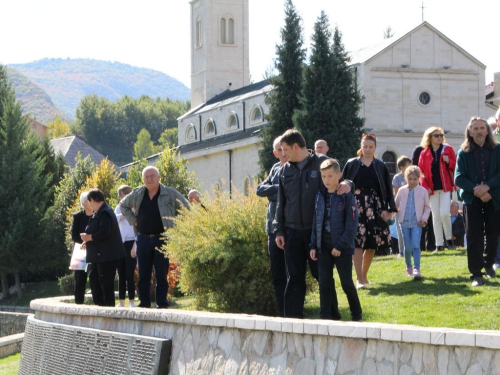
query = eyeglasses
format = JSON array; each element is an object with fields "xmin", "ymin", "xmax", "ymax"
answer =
[{"xmin": 432, "ymin": 134, "xmax": 444, "ymax": 138}]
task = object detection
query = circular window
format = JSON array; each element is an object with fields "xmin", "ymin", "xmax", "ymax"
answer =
[{"xmin": 419, "ymin": 92, "xmax": 431, "ymax": 106}]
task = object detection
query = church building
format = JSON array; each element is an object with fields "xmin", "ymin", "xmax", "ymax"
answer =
[{"xmin": 173, "ymin": 0, "xmax": 497, "ymax": 193}]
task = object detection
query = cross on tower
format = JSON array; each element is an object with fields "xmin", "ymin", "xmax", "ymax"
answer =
[{"xmin": 420, "ymin": 1, "xmax": 426, "ymax": 22}]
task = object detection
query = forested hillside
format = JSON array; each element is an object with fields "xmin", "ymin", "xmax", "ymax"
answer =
[
  {"xmin": 10, "ymin": 58, "xmax": 190, "ymax": 119},
  {"xmin": 6, "ymin": 67, "xmax": 71, "ymax": 124}
]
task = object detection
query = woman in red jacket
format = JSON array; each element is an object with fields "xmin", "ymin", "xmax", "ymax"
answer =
[{"xmin": 418, "ymin": 127, "xmax": 457, "ymax": 252}]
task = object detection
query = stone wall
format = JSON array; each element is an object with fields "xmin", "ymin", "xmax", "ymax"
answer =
[
  {"xmin": 23, "ymin": 296, "xmax": 500, "ymax": 374},
  {"xmin": 0, "ymin": 312, "xmax": 29, "ymax": 337}
]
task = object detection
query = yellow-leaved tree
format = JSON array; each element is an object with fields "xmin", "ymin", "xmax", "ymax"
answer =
[{"xmin": 47, "ymin": 116, "xmax": 71, "ymax": 139}]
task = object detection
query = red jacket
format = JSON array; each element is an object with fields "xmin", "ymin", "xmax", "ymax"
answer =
[{"xmin": 418, "ymin": 144, "xmax": 456, "ymax": 194}]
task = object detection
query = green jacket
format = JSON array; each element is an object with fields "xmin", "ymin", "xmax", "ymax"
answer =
[
  {"xmin": 119, "ymin": 184, "xmax": 189, "ymax": 235},
  {"xmin": 455, "ymin": 144, "xmax": 500, "ymax": 210}
]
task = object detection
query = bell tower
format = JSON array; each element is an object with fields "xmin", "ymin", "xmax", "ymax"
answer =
[{"xmin": 190, "ymin": 0, "xmax": 250, "ymax": 108}]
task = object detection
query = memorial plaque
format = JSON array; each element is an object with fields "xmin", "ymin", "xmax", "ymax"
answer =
[{"xmin": 19, "ymin": 316, "xmax": 172, "ymax": 375}]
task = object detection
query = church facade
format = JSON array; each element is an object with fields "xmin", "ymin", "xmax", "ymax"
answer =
[{"xmin": 174, "ymin": 0, "xmax": 497, "ymax": 194}]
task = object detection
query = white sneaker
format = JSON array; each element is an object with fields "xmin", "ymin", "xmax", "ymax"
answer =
[
  {"xmin": 129, "ymin": 301, "xmax": 136, "ymax": 308},
  {"xmin": 116, "ymin": 303, "xmax": 124, "ymax": 308},
  {"xmin": 397, "ymin": 253, "xmax": 403, "ymax": 259},
  {"xmin": 493, "ymin": 263, "xmax": 500, "ymax": 271}
]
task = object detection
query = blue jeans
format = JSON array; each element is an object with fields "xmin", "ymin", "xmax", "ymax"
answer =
[
  {"xmin": 401, "ymin": 226, "xmax": 422, "ymax": 269},
  {"xmin": 494, "ymin": 236, "xmax": 500, "ymax": 265}
]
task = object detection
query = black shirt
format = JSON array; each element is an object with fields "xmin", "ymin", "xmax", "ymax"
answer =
[
  {"xmin": 353, "ymin": 162, "xmax": 381, "ymax": 195},
  {"xmin": 137, "ymin": 189, "xmax": 164, "ymax": 236},
  {"xmin": 473, "ymin": 145, "xmax": 491, "ymax": 184},
  {"xmin": 431, "ymin": 144, "xmax": 443, "ymax": 191}
]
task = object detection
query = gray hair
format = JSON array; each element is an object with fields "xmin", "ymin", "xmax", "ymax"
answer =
[
  {"xmin": 142, "ymin": 166, "xmax": 160, "ymax": 178},
  {"xmin": 315, "ymin": 139, "xmax": 328, "ymax": 147},
  {"xmin": 188, "ymin": 189, "xmax": 200, "ymax": 196},
  {"xmin": 273, "ymin": 136, "xmax": 282, "ymax": 151},
  {"xmin": 80, "ymin": 191, "xmax": 89, "ymax": 208}
]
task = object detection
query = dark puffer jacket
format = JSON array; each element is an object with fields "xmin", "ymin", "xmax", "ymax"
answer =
[{"xmin": 310, "ymin": 189, "xmax": 358, "ymax": 256}]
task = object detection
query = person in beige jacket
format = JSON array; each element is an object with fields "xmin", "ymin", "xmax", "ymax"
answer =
[{"xmin": 395, "ymin": 166, "xmax": 431, "ymax": 279}]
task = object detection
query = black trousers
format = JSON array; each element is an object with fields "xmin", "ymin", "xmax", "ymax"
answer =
[
  {"xmin": 283, "ymin": 227, "xmax": 319, "ymax": 318},
  {"xmin": 136, "ymin": 235, "xmax": 168, "ymax": 308},
  {"xmin": 117, "ymin": 240, "xmax": 137, "ymax": 300},
  {"xmin": 88, "ymin": 261, "xmax": 118, "ymax": 307},
  {"xmin": 74, "ymin": 270, "xmax": 87, "ymax": 305},
  {"xmin": 464, "ymin": 198, "xmax": 500, "ymax": 279},
  {"xmin": 267, "ymin": 233, "xmax": 287, "ymax": 317},
  {"xmin": 420, "ymin": 211, "xmax": 436, "ymax": 250},
  {"xmin": 318, "ymin": 250, "xmax": 362, "ymax": 320}
]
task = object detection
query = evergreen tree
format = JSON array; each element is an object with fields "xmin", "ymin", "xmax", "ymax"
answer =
[
  {"xmin": 0, "ymin": 65, "xmax": 51, "ymax": 296},
  {"xmin": 134, "ymin": 128, "xmax": 155, "ymax": 160},
  {"xmin": 294, "ymin": 11, "xmax": 335, "ymax": 150},
  {"xmin": 156, "ymin": 147, "xmax": 199, "ymax": 197},
  {"xmin": 258, "ymin": 0, "xmax": 305, "ymax": 174}
]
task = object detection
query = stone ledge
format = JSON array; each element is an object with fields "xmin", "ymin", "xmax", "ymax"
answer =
[
  {"xmin": 30, "ymin": 296, "xmax": 500, "ymax": 349},
  {"xmin": 0, "ymin": 333, "xmax": 24, "ymax": 358}
]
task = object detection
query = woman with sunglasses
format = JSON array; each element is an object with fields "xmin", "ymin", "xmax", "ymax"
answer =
[
  {"xmin": 418, "ymin": 127, "xmax": 457, "ymax": 252},
  {"xmin": 343, "ymin": 134, "xmax": 397, "ymax": 288}
]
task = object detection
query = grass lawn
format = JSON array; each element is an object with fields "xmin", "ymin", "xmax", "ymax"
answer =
[
  {"xmin": 303, "ymin": 248, "xmax": 500, "ymax": 330},
  {"xmin": 0, "ymin": 353, "xmax": 20, "ymax": 375},
  {"xmin": 0, "ymin": 281, "xmax": 62, "ymax": 307}
]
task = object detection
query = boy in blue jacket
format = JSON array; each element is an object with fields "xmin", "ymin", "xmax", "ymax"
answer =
[{"xmin": 310, "ymin": 159, "xmax": 362, "ymax": 321}]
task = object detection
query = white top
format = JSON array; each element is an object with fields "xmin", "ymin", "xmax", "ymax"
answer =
[{"xmin": 114, "ymin": 205, "xmax": 136, "ymax": 242}]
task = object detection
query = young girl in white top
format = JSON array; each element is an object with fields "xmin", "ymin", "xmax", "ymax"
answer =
[{"xmin": 395, "ymin": 166, "xmax": 431, "ymax": 279}]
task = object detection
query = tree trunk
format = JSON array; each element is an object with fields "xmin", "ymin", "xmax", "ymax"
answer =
[
  {"xmin": 14, "ymin": 271, "xmax": 22, "ymax": 298},
  {"xmin": 0, "ymin": 271, "xmax": 10, "ymax": 299}
]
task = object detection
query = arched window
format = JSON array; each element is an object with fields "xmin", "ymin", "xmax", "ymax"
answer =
[
  {"xmin": 227, "ymin": 112, "xmax": 239, "ymax": 130},
  {"xmin": 382, "ymin": 151, "xmax": 397, "ymax": 178},
  {"xmin": 185, "ymin": 124, "xmax": 197, "ymax": 143},
  {"xmin": 250, "ymin": 105, "xmax": 264, "ymax": 125},
  {"xmin": 195, "ymin": 16, "xmax": 202, "ymax": 48},
  {"xmin": 220, "ymin": 18, "xmax": 226, "ymax": 44},
  {"xmin": 204, "ymin": 119, "xmax": 216, "ymax": 136},
  {"xmin": 219, "ymin": 13, "xmax": 235, "ymax": 45}
]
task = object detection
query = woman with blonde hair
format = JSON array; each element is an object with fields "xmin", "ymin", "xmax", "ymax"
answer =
[
  {"xmin": 418, "ymin": 127, "xmax": 457, "ymax": 252},
  {"xmin": 343, "ymin": 134, "xmax": 397, "ymax": 288}
]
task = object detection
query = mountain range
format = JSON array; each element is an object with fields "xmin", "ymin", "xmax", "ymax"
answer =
[{"xmin": 7, "ymin": 58, "xmax": 190, "ymax": 124}]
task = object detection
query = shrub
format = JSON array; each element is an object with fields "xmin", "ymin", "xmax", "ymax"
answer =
[
  {"xmin": 163, "ymin": 187, "xmax": 278, "ymax": 315},
  {"xmin": 58, "ymin": 274, "xmax": 74, "ymax": 296}
]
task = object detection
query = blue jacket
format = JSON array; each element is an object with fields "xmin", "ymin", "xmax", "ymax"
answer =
[
  {"xmin": 310, "ymin": 189, "xmax": 358, "ymax": 256},
  {"xmin": 256, "ymin": 162, "xmax": 282, "ymax": 235}
]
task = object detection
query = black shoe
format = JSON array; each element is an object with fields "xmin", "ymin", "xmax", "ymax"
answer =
[
  {"xmin": 446, "ymin": 240, "xmax": 456, "ymax": 250},
  {"xmin": 485, "ymin": 267, "xmax": 496, "ymax": 279},
  {"xmin": 432, "ymin": 246, "xmax": 444, "ymax": 253},
  {"xmin": 471, "ymin": 277, "xmax": 484, "ymax": 287}
]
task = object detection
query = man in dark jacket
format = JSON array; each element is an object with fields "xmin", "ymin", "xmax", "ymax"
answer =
[
  {"xmin": 256, "ymin": 136, "xmax": 288, "ymax": 317},
  {"xmin": 450, "ymin": 200, "xmax": 465, "ymax": 247},
  {"xmin": 455, "ymin": 117, "xmax": 500, "ymax": 287},
  {"xmin": 274, "ymin": 129, "xmax": 352, "ymax": 318}
]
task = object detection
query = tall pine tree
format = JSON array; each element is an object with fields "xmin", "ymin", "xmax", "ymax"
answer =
[
  {"xmin": 259, "ymin": 0, "xmax": 305, "ymax": 175},
  {"xmin": 0, "ymin": 65, "xmax": 51, "ymax": 296},
  {"xmin": 295, "ymin": 19, "xmax": 363, "ymax": 167}
]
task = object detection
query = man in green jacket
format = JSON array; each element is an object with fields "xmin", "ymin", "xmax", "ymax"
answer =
[
  {"xmin": 455, "ymin": 117, "xmax": 500, "ymax": 287},
  {"xmin": 120, "ymin": 166, "xmax": 189, "ymax": 307}
]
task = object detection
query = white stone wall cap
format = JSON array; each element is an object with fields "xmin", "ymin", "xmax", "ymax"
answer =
[{"xmin": 0, "ymin": 333, "xmax": 24, "ymax": 345}]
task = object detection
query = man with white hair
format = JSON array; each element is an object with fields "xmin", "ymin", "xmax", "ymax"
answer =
[
  {"xmin": 314, "ymin": 139, "xmax": 330, "ymax": 156},
  {"xmin": 120, "ymin": 166, "xmax": 189, "ymax": 308}
]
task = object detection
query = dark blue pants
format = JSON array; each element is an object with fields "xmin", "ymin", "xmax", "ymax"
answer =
[
  {"xmin": 117, "ymin": 240, "xmax": 137, "ymax": 300},
  {"xmin": 318, "ymin": 250, "xmax": 362, "ymax": 320},
  {"xmin": 283, "ymin": 227, "xmax": 319, "ymax": 318},
  {"xmin": 88, "ymin": 260, "xmax": 117, "ymax": 307},
  {"xmin": 136, "ymin": 234, "xmax": 169, "ymax": 308},
  {"xmin": 268, "ymin": 233, "xmax": 287, "ymax": 317},
  {"xmin": 464, "ymin": 198, "xmax": 500, "ymax": 279},
  {"xmin": 74, "ymin": 270, "xmax": 87, "ymax": 305}
]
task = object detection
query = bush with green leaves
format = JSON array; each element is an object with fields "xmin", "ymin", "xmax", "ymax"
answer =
[
  {"xmin": 58, "ymin": 274, "xmax": 74, "ymax": 296},
  {"xmin": 163, "ymin": 188, "xmax": 278, "ymax": 315}
]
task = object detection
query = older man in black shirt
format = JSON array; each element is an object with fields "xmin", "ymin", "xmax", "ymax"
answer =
[{"xmin": 120, "ymin": 166, "xmax": 189, "ymax": 307}]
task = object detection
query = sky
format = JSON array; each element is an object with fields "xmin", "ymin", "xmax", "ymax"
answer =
[{"xmin": 1, "ymin": 0, "xmax": 498, "ymax": 89}]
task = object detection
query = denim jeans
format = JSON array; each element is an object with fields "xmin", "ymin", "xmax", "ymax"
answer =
[{"xmin": 401, "ymin": 226, "xmax": 422, "ymax": 269}]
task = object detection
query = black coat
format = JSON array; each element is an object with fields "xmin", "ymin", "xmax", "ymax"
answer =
[
  {"xmin": 70, "ymin": 210, "xmax": 92, "ymax": 244},
  {"xmin": 342, "ymin": 157, "xmax": 397, "ymax": 212},
  {"xmin": 85, "ymin": 203, "xmax": 125, "ymax": 263}
]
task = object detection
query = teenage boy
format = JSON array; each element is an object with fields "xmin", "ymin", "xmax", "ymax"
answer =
[
  {"xmin": 393, "ymin": 156, "xmax": 413, "ymax": 258},
  {"xmin": 310, "ymin": 159, "xmax": 362, "ymax": 321}
]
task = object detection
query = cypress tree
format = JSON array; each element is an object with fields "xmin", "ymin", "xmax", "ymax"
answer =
[
  {"xmin": 0, "ymin": 65, "xmax": 51, "ymax": 295},
  {"xmin": 259, "ymin": 0, "xmax": 305, "ymax": 175}
]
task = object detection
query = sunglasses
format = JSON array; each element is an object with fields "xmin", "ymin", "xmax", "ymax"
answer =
[
  {"xmin": 362, "ymin": 133, "xmax": 376, "ymax": 139},
  {"xmin": 432, "ymin": 134, "xmax": 444, "ymax": 138}
]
